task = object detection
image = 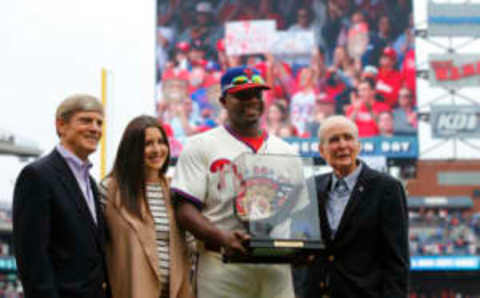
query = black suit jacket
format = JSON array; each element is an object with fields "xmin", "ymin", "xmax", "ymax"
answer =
[
  {"xmin": 305, "ymin": 162, "xmax": 409, "ymax": 298},
  {"xmin": 13, "ymin": 149, "xmax": 109, "ymax": 298}
]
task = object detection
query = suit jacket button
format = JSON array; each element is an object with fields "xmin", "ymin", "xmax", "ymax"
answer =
[
  {"xmin": 102, "ymin": 282, "xmax": 107, "ymax": 290},
  {"xmin": 328, "ymin": 255, "xmax": 334, "ymax": 262},
  {"xmin": 319, "ymin": 281, "xmax": 325, "ymax": 288}
]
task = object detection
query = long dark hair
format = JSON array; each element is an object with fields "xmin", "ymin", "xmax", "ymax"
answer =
[{"xmin": 108, "ymin": 115, "xmax": 170, "ymax": 219}]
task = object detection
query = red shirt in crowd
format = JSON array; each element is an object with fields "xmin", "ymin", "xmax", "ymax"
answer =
[
  {"xmin": 346, "ymin": 101, "xmax": 391, "ymax": 137},
  {"xmin": 375, "ymin": 68, "xmax": 402, "ymax": 108}
]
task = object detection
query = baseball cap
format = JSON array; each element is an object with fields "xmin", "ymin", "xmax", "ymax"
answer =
[
  {"xmin": 220, "ymin": 67, "xmax": 270, "ymax": 94},
  {"xmin": 196, "ymin": 2, "xmax": 213, "ymax": 13},
  {"xmin": 362, "ymin": 65, "xmax": 378, "ymax": 78},
  {"xmin": 176, "ymin": 41, "xmax": 190, "ymax": 52},
  {"xmin": 382, "ymin": 47, "xmax": 397, "ymax": 60}
]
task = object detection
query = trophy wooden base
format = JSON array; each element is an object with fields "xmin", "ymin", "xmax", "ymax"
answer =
[{"xmin": 222, "ymin": 239, "xmax": 324, "ymax": 263}]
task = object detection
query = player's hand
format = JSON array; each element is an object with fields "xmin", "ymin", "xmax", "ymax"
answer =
[{"xmin": 220, "ymin": 230, "xmax": 250, "ymax": 256}]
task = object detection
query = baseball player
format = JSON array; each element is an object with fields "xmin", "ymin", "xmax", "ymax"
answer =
[{"xmin": 171, "ymin": 66, "xmax": 296, "ymax": 298}]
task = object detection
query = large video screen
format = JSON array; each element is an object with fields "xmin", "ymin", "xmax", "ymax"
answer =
[
  {"xmin": 155, "ymin": 0, "xmax": 417, "ymax": 159},
  {"xmin": 409, "ymin": 204, "xmax": 480, "ymax": 271}
]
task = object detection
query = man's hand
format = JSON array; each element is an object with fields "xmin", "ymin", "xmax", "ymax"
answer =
[{"xmin": 220, "ymin": 230, "xmax": 250, "ymax": 256}]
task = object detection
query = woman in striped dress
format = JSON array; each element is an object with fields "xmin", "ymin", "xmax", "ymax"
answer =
[{"xmin": 100, "ymin": 115, "xmax": 193, "ymax": 298}]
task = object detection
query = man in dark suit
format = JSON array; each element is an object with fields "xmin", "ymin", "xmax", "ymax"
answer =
[
  {"xmin": 13, "ymin": 94, "xmax": 110, "ymax": 298},
  {"xmin": 305, "ymin": 115, "xmax": 409, "ymax": 298}
]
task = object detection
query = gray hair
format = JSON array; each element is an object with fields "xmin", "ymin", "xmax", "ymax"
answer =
[
  {"xmin": 56, "ymin": 94, "xmax": 104, "ymax": 121},
  {"xmin": 318, "ymin": 115, "xmax": 359, "ymax": 144}
]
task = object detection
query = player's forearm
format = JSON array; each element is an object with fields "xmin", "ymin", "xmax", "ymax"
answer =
[{"xmin": 175, "ymin": 201, "xmax": 227, "ymax": 247}]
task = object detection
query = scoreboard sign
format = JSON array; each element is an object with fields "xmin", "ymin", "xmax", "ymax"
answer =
[
  {"xmin": 431, "ymin": 106, "xmax": 480, "ymax": 139},
  {"xmin": 428, "ymin": 1, "xmax": 480, "ymax": 36},
  {"xmin": 286, "ymin": 136, "xmax": 418, "ymax": 158},
  {"xmin": 429, "ymin": 54, "xmax": 480, "ymax": 88}
]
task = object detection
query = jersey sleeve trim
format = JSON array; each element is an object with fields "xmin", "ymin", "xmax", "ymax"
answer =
[{"xmin": 171, "ymin": 187, "xmax": 204, "ymax": 209}]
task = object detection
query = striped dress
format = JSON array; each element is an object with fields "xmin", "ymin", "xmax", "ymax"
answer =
[{"xmin": 146, "ymin": 183, "xmax": 170, "ymax": 298}]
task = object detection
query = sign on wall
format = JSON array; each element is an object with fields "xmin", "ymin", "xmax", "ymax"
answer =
[
  {"xmin": 225, "ymin": 20, "xmax": 276, "ymax": 56},
  {"xmin": 225, "ymin": 21, "xmax": 315, "ymax": 56},
  {"xmin": 411, "ymin": 256, "xmax": 480, "ymax": 271},
  {"xmin": 429, "ymin": 54, "xmax": 480, "ymax": 88},
  {"xmin": 286, "ymin": 136, "xmax": 419, "ymax": 159},
  {"xmin": 431, "ymin": 106, "xmax": 480, "ymax": 139},
  {"xmin": 428, "ymin": 1, "xmax": 480, "ymax": 36}
]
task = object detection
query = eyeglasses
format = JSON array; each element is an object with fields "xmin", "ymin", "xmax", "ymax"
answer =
[{"xmin": 231, "ymin": 74, "xmax": 265, "ymax": 86}]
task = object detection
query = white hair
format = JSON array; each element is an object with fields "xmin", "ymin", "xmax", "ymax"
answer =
[{"xmin": 318, "ymin": 115, "xmax": 359, "ymax": 144}]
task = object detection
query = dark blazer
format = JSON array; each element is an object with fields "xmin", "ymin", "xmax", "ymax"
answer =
[
  {"xmin": 305, "ymin": 162, "xmax": 409, "ymax": 298},
  {"xmin": 13, "ymin": 149, "xmax": 109, "ymax": 298}
]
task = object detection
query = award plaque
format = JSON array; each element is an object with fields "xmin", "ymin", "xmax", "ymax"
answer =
[{"xmin": 220, "ymin": 153, "xmax": 324, "ymax": 263}]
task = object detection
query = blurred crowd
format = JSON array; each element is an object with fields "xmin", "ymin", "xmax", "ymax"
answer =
[
  {"xmin": 0, "ymin": 281, "xmax": 22, "ymax": 298},
  {"xmin": 0, "ymin": 208, "xmax": 12, "ymax": 258},
  {"xmin": 0, "ymin": 206, "xmax": 20, "ymax": 298},
  {"xmin": 156, "ymin": 0, "xmax": 417, "ymax": 154},
  {"xmin": 409, "ymin": 209, "xmax": 480, "ymax": 256}
]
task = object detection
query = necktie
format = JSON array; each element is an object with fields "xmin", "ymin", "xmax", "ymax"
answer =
[{"xmin": 334, "ymin": 179, "xmax": 349, "ymax": 196}]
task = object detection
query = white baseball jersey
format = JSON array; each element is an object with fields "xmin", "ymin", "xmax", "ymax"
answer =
[{"xmin": 171, "ymin": 125, "xmax": 299, "ymax": 232}]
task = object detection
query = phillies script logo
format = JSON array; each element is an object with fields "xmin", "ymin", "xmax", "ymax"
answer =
[
  {"xmin": 244, "ymin": 67, "xmax": 254, "ymax": 79},
  {"xmin": 210, "ymin": 159, "xmax": 241, "ymax": 191},
  {"xmin": 210, "ymin": 159, "xmax": 232, "ymax": 173},
  {"xmin": 430, "ymin": 60, "xmax": 480, "ymax": 81}
]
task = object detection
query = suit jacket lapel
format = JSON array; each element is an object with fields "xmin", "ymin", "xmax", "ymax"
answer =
[
  {"xmin": 334, "ymin": 163, "xmax": 373, "ymax": 239},
  {"xmin": 50, "ymin": 150, "xmax": 99, "ymax": 232},
  {"xmin": 91, "ymin": 178, "xmax": 103, "ymax": 227},
  {"xmin": 90, "ymin": 178, "xmax": 106, "ymax": 248}
]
